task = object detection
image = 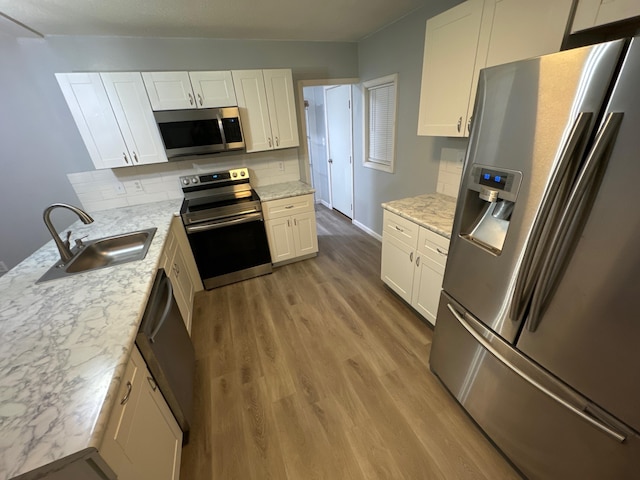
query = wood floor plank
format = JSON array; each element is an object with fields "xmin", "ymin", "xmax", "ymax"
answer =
[{"xmin": 180, "ymin": 204, "xmax": 521, "ymax": 480}]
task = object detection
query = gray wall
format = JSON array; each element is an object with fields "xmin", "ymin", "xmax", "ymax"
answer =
[
  {"xmin": 353, "ymin": 0, "xmax": 466, "ymax": 235},
  {"xmin": 0, "ymin": 35, "xmax": 358, "ymax": 270}
]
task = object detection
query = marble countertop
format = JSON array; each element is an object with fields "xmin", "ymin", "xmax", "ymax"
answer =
[
  {"xmin": 0, "ymin": 199, "xmax": 181, "ymax": 479},
  {"xmin": 382, "ymin": 193, "xmax": 457, "ymax": 239},
  {"xmin": 254, "ymin": 181, "xmax": 315, "ymax": 202}
]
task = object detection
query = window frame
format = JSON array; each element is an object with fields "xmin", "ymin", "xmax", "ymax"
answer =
[{"xmin": 362, "ymin": 73, "xmax": 398, "ymax": 173}]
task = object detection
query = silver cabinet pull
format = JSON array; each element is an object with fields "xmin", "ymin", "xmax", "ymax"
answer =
[
  {"xmin": 133, "ymin": 152, "xmax": 139, "ymax": 163},
  {"xmin": 275, "ymin": 136, "xmax": 280, "ymax": 147},
  {"xmin": 268, "ymin": 137, "xmax": 272, "ymax": 148},
  {"xmin": 123, "ymin": 153, "xmax": 129, "ymax": 164},
  {"xmin": 188, "ymin": 93, "xmax": 194, "ymax": 105},
  {"xmin": 285, "ymin": 205, "xmax": 294, "ymax": 209},
  {"xmin": 287, "ymin": 219, "xmax": 291, "ymax": 227},
  {"xmin": 294, "ymin": 218, "xmax": 297, "ymax": 226},
  {"xmin": 120, "ymin": 380, "xmax": 132, "ymax": 405},
  {"xmin": 457, "ymin": 116, "xmax": 462, "ymax": 132},
  {"xmin": 467, "ymin": 118, "xmax": 472, "ymax": 133},
  {"xmin": 395, "ymin": 225, "xmax": 404, "ymax": 233},
  {"xmin": 436, "ymin": 248, "xmax": 447, "ymax": 256},
  {"xmin": 147, "ymin": 376, "xmax": 157, "ymax": 392},
  {"xmin": 197, "ymin": 93, "xmax": 203, "ymax": 106},
  {"xmin": 409, "ymin": 251, "xmax": 414, "ymax": 262},
  {"xmin": 416, "ymin": 256, "xmax": 421, "ymax": 267}
]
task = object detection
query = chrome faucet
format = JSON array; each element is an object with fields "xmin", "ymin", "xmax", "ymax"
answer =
[{"xmin": 43, "ymin": 203, "xmax": 94, "ymax": 263}]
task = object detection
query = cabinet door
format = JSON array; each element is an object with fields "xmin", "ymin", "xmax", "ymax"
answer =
[
  {"xmin": 263, "ymin": 69, "xmax": 300, "ymax": 149},
  {"xmin": 381, "ymin": 233, "xmax": 416, "ymax": 303},
  {"xmin": 232, "ymin": 70, "xmax": 274, "ymax": 152},
  {"xmin": 169, "ymin": 245, "xmax": 194, "ymax": 334},
  {"xmin": 55, "ymin": 73, "xmax": 130, "ymax": 169},
  {"xmin": 478, "ymin": 0, "xmax": 573, "ymax": 69},
  {"xmin": 572, "ymin": 0, "xmax": 640, "ymax": 33},
  {"xmin": 292, "ymin": 211, "xmax": 319, "ymax": 257},
  {"xmin": 100, "ymin": 347, "xmax": 182, "ymax": 480},
  {"xmin": 417, "ymin": 0, "xmax": 484, "ymax": 137},
  {"xmin": 189, "ymin": 71, "xmax": 237, "ymax": 108},
  {"xmin": 412, "ymin": 254, "xmax": 445, "ymax": 326},
  {"xmin": 100, "ymin": 72, "xmax": 168, "ymax": 166},
  {"xmin": 141, "ymin": 71, "xmax": 196, "ymax": 110},
  {"xmin": 266, "ymin": 217, "xmax": 296, "ymax": 263}
]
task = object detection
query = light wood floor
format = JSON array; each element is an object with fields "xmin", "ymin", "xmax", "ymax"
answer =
[{"xmin": 180, "ymin": 205, "xmax": 521, "ymax": 480}]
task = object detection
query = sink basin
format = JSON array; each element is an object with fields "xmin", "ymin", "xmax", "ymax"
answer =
[{"xmin": 37, "ymin": 228, "xmax": 157, "ymax": 283}]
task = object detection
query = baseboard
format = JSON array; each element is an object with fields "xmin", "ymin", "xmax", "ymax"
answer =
[
  {"xmin": 352, "ymin": 219, "xmax": 382, "ymax": 242},
  {"xmin": 315, "ymin": 199, "xmax": 331, "ymax": 209}
]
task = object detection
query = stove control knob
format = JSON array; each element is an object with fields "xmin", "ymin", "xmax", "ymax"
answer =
[
  {"xmin": 191, "ymin": 177, "xmax": 199, "ymax": 184},
  {"xmin": 240, "ymin": 171, "xmax": 246, "ymax": 177},
  {"xmin": 182, "ymin": 178, "xmax": 190, "ymax": 185},
  {"xmin": 232, "ymin": 172, "xmax": 238, "ymax": 178}
]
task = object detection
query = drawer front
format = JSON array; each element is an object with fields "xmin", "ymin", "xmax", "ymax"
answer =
[
  {"xmin": 263, "ymin": 193, "xmax": 315, "ymax": 220},
  {"xmin": 382, "ymin": 210, "xmax": 419, "ymax": 248},
  {"xmin": 418, "ymin": 226, "xmax": 449, "ymax": 267}
]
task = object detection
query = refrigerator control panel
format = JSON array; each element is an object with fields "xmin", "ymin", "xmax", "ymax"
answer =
[{"xmin": 468, "ymin": 165, "xmax": 522, "ymax": 202}]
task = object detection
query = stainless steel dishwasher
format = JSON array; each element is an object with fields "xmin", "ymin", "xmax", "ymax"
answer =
[{"xmin": 135, "ymin": 268, "xmax": 195, "ymax": 434}]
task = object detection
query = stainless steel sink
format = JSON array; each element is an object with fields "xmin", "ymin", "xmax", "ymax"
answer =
[{"xmin": 37, "ymin": 228, "xmax": 157, "ymax": 283}]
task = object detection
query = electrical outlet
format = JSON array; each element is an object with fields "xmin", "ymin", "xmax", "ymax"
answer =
[
  {"xmin": 114, "ymin": 182, "xmax": 126, "ymax": 195},
  {"xmin": 0, "ymin": 261, "xmax": 8, "ymax": 275},
  {"xmin": 278, "ymin": 161, "xmax": 285, "ymax": 172},
  {"xmin": 133, "ymin": 180, "xmax": 144, "ymax": 193}
]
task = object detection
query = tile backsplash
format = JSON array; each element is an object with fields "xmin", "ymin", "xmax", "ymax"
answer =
[
  {"xmin": 436, "ymin": 147, "xmax": 465, "ymax": 198},
  {"xmin": 68, "ymin": 149, "xmax": 301, "ymax": 212}
]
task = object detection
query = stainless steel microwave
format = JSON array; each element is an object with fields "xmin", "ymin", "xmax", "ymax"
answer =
[{"xmin": 153, "ymin": 107, "xmax": 245, "ymax": 159}]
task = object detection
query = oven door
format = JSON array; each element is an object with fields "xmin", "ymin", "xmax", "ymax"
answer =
[{"xmin": 185, "ymin": 213, "xmax": 272, "ymax": 289}]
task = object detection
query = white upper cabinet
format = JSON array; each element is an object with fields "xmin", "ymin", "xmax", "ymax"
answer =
[
  {"xmin": 418, "ymin": 0, "xmax": 484, "ymax": 137},
  {"xmin": 418, "ymin": 0, "xmax": 573, "ymax": 137},
  {"xmin": 142, "ymin": 71, "xmax": 237, "ymax": 110},
  {"xmin": 56, "ymin": 72, "xmax": 167, "ymax": 169},
  {"xmin": 232, "ymin": 69, "xmax": 299, "ymax": 153},
  {"xmin": 100, "ymin": 72, "xmax": 168, "ymax": 166},
  {"xmin": 572, "ymin": 0, "xmax": 640, "ymax": 33}
]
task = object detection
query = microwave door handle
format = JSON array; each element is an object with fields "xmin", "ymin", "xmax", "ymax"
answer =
[{"xmin": 217, "ymin": 112, "xmax": 228, "ymax": 149}]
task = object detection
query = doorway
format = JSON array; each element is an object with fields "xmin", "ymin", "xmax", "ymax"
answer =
[{"xmin": 301, "ymin": 79, "xmax": 356, "ymax": 220}]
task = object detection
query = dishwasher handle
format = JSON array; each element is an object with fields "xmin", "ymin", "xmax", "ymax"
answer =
[{"xmin": 150, "ymin": 275, "xmax": 174, "ymax": 343}]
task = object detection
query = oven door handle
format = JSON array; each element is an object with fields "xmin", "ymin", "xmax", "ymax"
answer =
[{"xmin": 185, "ymin": 212, "xmax": 264, "ymax": 233}]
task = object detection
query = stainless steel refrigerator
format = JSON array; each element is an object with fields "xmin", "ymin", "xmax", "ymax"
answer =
[{"xmin": 430, "ymin": 37, "xmax": 640, "ymax": 479}]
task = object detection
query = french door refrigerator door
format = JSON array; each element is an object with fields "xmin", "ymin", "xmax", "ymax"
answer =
[
  {"xmin": 442, "ymin": 40, "xmax": 624, "ymax": 343},
  {"xmin": 430, "ymin": 292, "xmax": 640, "ymax": 480},
  {"xmin": 516, "ymin": 37, "xmax": 640, "ymax": 434}
]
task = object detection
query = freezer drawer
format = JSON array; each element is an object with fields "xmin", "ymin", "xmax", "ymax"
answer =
[{"xmin": 430, "ymin": 292, "xmax": 640, "ymax": 480}]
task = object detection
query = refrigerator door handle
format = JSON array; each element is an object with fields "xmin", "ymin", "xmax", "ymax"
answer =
[
  {"xmin": 150, "ymin": 276, "xmax": 174, "ymax": 343},
  {"xmin": 446, "ymin": 303, "xmax": 627, "ymax": 443},
  {"xmin": 510, "ymin": 112, "xmax": 594, "ymax": 324},
  {"xmin": 527, "ymin": 112, "xmax": 624, "ymax": 332}
]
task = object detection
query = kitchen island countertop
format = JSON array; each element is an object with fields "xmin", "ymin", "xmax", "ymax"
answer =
[
  {"xmin": 254, "ymin": 181, "xmax": 315, "ymax": 202},
  {"xmin": 0, "ymin": 199, "xmax": 181, "ymax": 479},
  {"xmin": 382, "ymin": 193, "xmax": 457, "ymax": 238}
]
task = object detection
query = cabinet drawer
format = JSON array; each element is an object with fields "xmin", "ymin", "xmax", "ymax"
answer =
[
  {"xmin": 383, "ymin": 210, "xmax": 419, "ymax": 248},
  {"xmin": 418, "ymin": 227, "xmax": 449, "ymax": 268},
  {"xmin": 263, "ymin": 193, "xmax": 315, "ymax": 220}
]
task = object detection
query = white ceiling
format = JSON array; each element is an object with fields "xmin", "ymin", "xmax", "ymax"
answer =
[{"xmin": 0, "ymin": 0, "xmax": 433, "ymax": 42}]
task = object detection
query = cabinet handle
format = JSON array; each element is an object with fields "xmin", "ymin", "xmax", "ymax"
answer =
[
  {"xmin": 467, "ymin": 116, "xmax": 473, "ymax": 133},
  {"xmin": 275, "ymin": 136, "xmax": 280, "ymax": 147},
  {"xmin": 294, "ymin": 218, "xmax": 297, "ymax": 226},
  {"xmin": 133, "ymin": 152, "xmax": 139, "ymax": 163},
  {"xmin": 395, "ymin": 225, "xmax": 404, "ymax": 233},
  {"xmin": 436, "ymin": 248, "xmax": 448, "ymax": 256},
  {"xmin": 457, "ymin": 116, "xmax": 462, "ymax": 133},
  {"xmin": 416, "ymin": 256, "xmax": 421, "ymax": 267},
  {"xmin": 120, "ymin": 380, "xmax": 133, "ymax": 405},
  {"xmin": 285, "ymin": 205, "xmax": 294, "ymax": 209},
  {"xmin": 173, "ymin": 263, "xmax": 180, "ymax": 276},
  {"xmin": 188, "ymin": 93, "xmax": 194, "ymax": 105},
  {"xmin": 268, "ymin": 137, "xmax": 272, "ymax": 148},
  {"xmin": 287, "ymin": 219, "xmax": 291, "ymax": 227},
  {"xmin": 147, "ymin": 376, "xmax": 157, "ymax": 391},
  {"xmin": 409, "ymin": 251, "xmax": 414, "ymax": 263},
  {"xmin": 123, "ymin": 153, "xmax": 129, "ymax": 164},
  {"xmin": 197, "ymin": 93, "xmax": 203, "ymax": 106}
]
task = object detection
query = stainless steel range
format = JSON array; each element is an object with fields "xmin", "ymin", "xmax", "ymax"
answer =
[{"xmin": 179, "ymin": 167, "xmax": 272, "ymax": 289}]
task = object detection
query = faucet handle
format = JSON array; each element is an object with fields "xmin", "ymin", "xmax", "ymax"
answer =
[{"xmin": 75, "ymin": 235, "xmax": 89, "ymax": 249}]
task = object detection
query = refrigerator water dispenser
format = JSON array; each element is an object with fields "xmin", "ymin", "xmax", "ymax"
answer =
[{"xmin": 458, "ymin": 165, "xmax": 522, "ymax": 255}]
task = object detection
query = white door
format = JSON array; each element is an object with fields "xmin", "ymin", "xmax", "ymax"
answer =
[{"xmin": 325, "ymin": 85, "xmax": 353, "ymax": 218}]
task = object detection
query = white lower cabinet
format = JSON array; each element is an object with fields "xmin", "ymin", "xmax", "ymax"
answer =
[
  {"xmin": 100, "ymin": 346, "xmax": 182, "ymax": 480},
  {"xmin": 263, "ymin": 194, "xmax": 318, "ymax": 266},
  {"xmin": 160, "ymin": 216, "xmax": 203, "ymax": 334},
  {"xmin": 381, "ymin": 210, "xmax": 449, "ymax": 326}
]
